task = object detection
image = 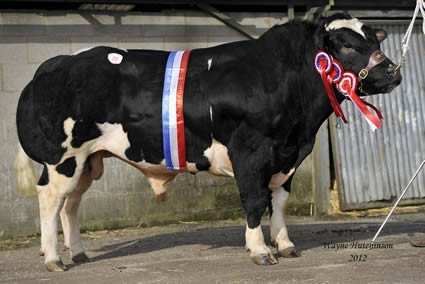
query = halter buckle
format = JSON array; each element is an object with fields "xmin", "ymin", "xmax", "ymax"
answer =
[{"xmin": 358, "ymin": 68, "xmax": 369, "ymax": 80}]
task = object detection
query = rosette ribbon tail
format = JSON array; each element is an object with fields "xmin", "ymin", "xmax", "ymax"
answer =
[
  {"xmin": 320, "ymin": 70, "xmax": 348, "ymax": 123},
  {"xmin": 347, "ymin": 89, "xmax": 383, "ymax": 131}
]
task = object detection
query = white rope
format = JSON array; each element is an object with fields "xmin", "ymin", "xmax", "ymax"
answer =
[
  {"xmin": 371, "ymin": 1, "xmax": 425, "ymax": 243},
  {"xmin": 400, "ymin": 0, "xmax": 425, "ymax": 65},
  {"xmin": 371, "ymin": 159, "xmax": 425, "ymax": 243}
]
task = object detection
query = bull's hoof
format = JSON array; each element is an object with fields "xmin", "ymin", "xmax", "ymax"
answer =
[
  {"xmin": 72, "ymin": 252, "xmax": 91, "ymax": 263},
  {"xmin": 278, "ymin": 246, "xmax": 301, "ymax": 258},
  {"xmin": 45, "ymin": 260, "xmax": 67, "ymax": 272},
  {"xmin": 410, "ymin": 239, "xmax": 425, "ymax": 247},
  {"xmin": 39, "ymin": 250, "xmax": 44, "ymax": 256},
  {"xmin": 251, "ymin": 253, "xmax": 279, "ymax": 265}
]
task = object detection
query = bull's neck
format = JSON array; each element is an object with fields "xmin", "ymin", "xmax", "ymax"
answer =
[{"xmin": 259, "ymin": 21, "xmax": 344, "ymax": 137}]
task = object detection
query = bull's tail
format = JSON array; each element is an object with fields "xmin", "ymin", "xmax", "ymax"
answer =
[{"xmin": 15, "ymin": 143, "xmax": 38, "ymax": 196}]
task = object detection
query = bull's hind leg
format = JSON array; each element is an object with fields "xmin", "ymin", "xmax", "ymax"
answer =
[
  {"xmin": 60, "ymin": 152, "xmax": 104, "ymax": 263},
  {"xmin": 270, "ymin": 177, "xmax": 300, "ymax": 258},
  {"xmin": 38, "ymin": 156, "xmax": 85, "ymax": 272},
  {"xmin": 60, "ymin": 166, "xmax": 91, "ymax": 263}
]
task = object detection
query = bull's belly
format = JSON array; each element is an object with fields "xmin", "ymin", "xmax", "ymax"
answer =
[
  {"xmin": 91, "ymin": 122, "xmax": 234, "ymax": 177},
  {"xmin": 60, "ymin": 119, "xmax": 292, "ymax": 194}
]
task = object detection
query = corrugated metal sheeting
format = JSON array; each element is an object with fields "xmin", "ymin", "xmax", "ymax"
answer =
[{"xmin": 331, "ymin": 23, "xmax": 425, "ymax": 210}]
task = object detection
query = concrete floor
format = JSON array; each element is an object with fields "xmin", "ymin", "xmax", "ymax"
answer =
[{"xmin": 0, "ymin": 214, "xmax": 424, "ymax": 284}]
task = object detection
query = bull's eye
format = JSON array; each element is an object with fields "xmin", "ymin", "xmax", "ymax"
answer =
[{"xmin": 343, "ymin": 43, "xmax": 352, "ymax": 48}]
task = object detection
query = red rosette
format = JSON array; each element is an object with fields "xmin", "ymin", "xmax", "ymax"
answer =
[
  {"xmin": 337, "ymin": 71, "xmax": 358, "ymax": 96},
  {"xmin": 329, "ymin": 61, "xmax": 343, "ymax": 83},
  {"xmin": 315, "ymin": 51, "xmax": 333, "ymax": 74}
]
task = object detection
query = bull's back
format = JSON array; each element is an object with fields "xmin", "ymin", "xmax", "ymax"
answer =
[{"xmin": 16, "ymin": 47, "xmax": 169, "ymax": 165}]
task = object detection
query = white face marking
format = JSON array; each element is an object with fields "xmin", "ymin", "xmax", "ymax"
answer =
[
  {"xmin": 73, "ymin": 47, "xmax": 95, "ymax": 55},
  {"xmin": 270, "ymin": 188, "xmax": 294, "ymax": 250},
  {"xmin": 207, "ymin": 58, "xmax": 212, "ymax": 70},
  {"xmin": 62, "ymin": 117, "xmax": 76, "ymax": 149},
  {"xmin": 245, "ymin": 225, "xmax": 271, "ymax": 257},
  {"xmin": 269, "ymin": 168, "xmax": 295, "ymax": 190},
  {"xmin": 325, "ymin": 18, "xmax": 366, "ymax": 39},
  {"xmin": 203, "ymin": 139, "xmax": 233, "ymax": 177}
]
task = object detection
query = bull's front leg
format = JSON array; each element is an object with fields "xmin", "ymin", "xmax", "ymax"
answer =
[
  {"xmin": 229, "ymin": 132, "xmax": 278, "ymax": 266},
  {"xmin": 270, "ymin": 175, "xmax": 301, "ymax": 258}
]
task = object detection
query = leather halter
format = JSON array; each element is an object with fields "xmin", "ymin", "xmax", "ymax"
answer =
[{"xmin": 358, "ymin": 50, "xmax": 387, "ymax": 80}]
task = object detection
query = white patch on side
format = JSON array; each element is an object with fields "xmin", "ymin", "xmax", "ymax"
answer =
[
  {"xmin": 119, "ymin": 48, "xmax": 128, "ymax": 52},
  {"xmin": 270, "ymin": 188, "xmax": 294, "ymax": 250},
  {"xmin": 62, "ymin": 117, "xmax": 76, "ymax": 149},
  {"xmin": 95, "ymin": 122, "xmax": 130, "ymax": 158},
  {"xmin": 204, "ymin": 139, "xmax": 233, "ymax": 177},
  {"xmin": 269, "ymin": 168, "xmax": 295, "ymax": 190},
  {"xmin": 73, "ymin": 47, "xmax": 95, "ymax": 55},
  {"xmin": 209, "ymin": 106, "xmax": 213, "ymax": 124},
  {"xmin": 325, "ymin": 18, "xmax": 366, "ymax": 39},
  {"xmin": 186, "ymin": 162, "xmax": 199, "ymax": 173},
  {"xmin": 245, "ymin": 225, "xmax": 271, "ymax": 257},
  {"xmin": 207, "ymin": 58, "xmax": 212, "ymax": 70},
  {"xmin": 107, "ymin": 53, "xmax": 123, "ymax": 64}
]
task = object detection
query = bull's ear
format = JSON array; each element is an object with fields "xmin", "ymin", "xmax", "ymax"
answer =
[{"xmin": 375, "ymin": 29, "xmax": 387, "ymax": 42}]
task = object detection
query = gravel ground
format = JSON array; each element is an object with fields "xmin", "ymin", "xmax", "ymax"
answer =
[{"xmin": 0, "ymin": 214, "xmax": 424, "ymax": 284}]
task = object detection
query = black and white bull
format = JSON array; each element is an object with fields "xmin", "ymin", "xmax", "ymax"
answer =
[{"xmin": 15, "ymin": 13, "xmax": 401, "ymax": 271}]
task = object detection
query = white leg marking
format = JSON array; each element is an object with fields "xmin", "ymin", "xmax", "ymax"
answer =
[
  {"xmin": 270, "ymin": 188, "xmax": 294, "ymax": 250},
  {"xmin": 39, "ymin": 185, "xmax": 65, "ymax": 263},
  {"xmin": 60, "ymin": 209, "xmax": 70, "ymax": 248},
  {"xmin": 39, "ymin": 161, "xmax": 84, "ymax": 264},
  {"xmin": 245, "ymin": 224, "xmax": 271, "ymax": 256},
  {"xmin": 60, "ymin": 168, "xmax": 92, "ymax": 257},
  {"xmin": 61, "ymin": 192, "xmax": 85, "ymax": 257}
]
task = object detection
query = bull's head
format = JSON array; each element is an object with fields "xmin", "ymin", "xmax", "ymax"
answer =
[{"xmin": 315, "ymin": 13, "xmax": 402, "ymax": 95}]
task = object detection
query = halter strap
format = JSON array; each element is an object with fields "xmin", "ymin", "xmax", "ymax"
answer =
[{"xmin": 358, "ymin": 50, "xmax": 387, "ymax": 80}]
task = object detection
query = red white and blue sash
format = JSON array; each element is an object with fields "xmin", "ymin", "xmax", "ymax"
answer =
[{"xmin": 162, "ymin": 50, "xmax": 191, "ymax": 170}]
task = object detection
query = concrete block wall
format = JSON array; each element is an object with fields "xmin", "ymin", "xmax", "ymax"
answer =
[{"xmin": 0, "ymin": 10, "xmax": 314, "ymax": 239}]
